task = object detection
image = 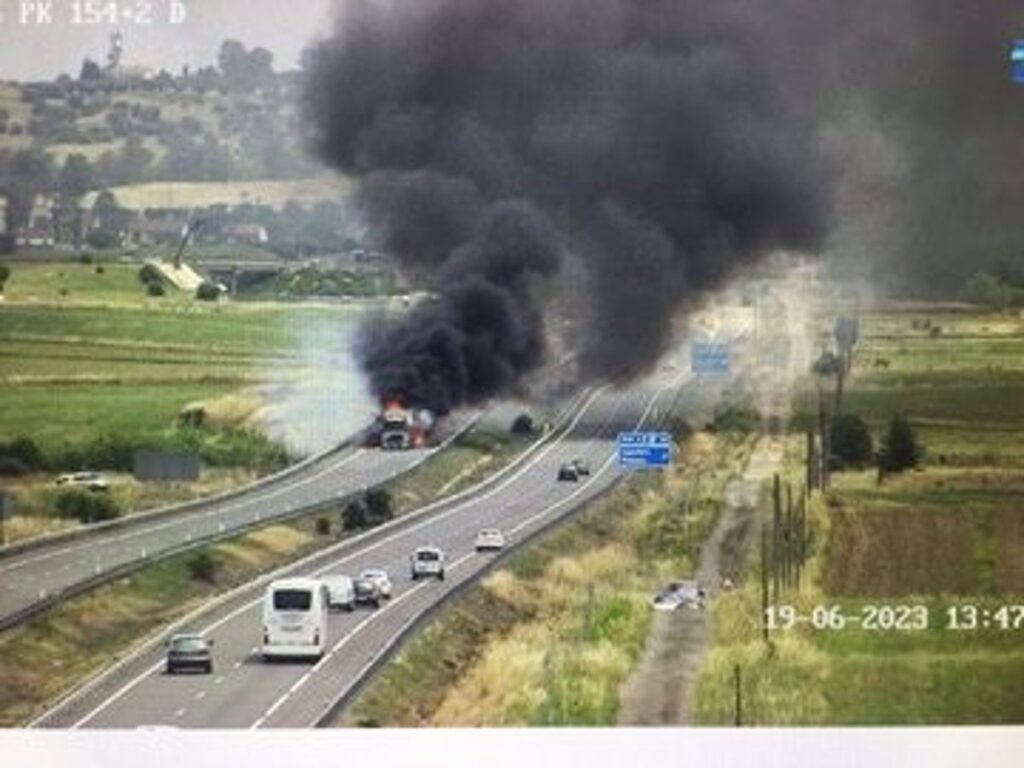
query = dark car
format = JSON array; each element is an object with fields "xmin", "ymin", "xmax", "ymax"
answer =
[
  {"xmin": 571, "ymin": 459, "xmax": 591, "ymax": 476},
  {"xmin": 557, "ymin": 463, "xmax": 579, "ymax": 482},
  {"xmin": 353, "ymin": 577, "xmax": 382, "ymax": 608},
  {"xmin": 165, "ymin": 633, "xmax": 213, "ymax": 674}
]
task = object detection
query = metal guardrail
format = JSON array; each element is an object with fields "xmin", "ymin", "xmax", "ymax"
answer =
[
  {"xmin": 0, "ymin": 409, "xmax": 508, "ymax": 636},
  {"xmin": 312, "ymin": 473, "xmax": 627, "ymax": 728},
  {"xmin": 0, "ymin": 432, "xmax": 365, "ymax": 562}
]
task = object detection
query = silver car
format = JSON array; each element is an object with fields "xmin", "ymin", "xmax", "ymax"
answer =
[
  {"xmin": 359, "ymin": 569, "xmax": 392, "ymax": 599},
  {"xmin": 651, "ymin": 580, "xmax": 708, "ymax": 611}
]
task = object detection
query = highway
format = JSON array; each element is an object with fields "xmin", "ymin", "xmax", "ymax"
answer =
[
  {"xmin": 0, "ymin": 420, "xmax": 476, "ymax": 629},
  {"xmin": 33, "ymin": 365, "xmax": 698, "ymax": 729}
]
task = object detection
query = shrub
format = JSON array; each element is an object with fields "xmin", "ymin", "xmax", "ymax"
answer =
[
  {"xmin": 0, "ymin": 436, "xmax": 45, "ymax": 471},
  {"xmin": 53, "ymin": 489, "xmax": 120, "ymax": 524},
  {"xmin": 342, "ymin": 499, "xmax": 369, "ymax": 531},
  {"xmin": 877, "ymin": 415, "xmax": 923, "ymax": 475},
  {"xmin": 86, "ymin": 229, "xmax": 120, "ymax": 249},
  {"xmin": 711, "ymin": 403, "xmax": 761, "ymax": 433},
  {"xmin": 78, "ymin": 252, "xmax": 94, "ymax": 264},
  {"xmin": 0, "ymin": 263, "xmax": 10, "ymax": 289},
  {"xmin": 0, "ymin": 457, "xmax": 30, "ymax": 476},
  {"xmin": 95, "ymin": 265, "xmax": 105, "ymax": 274},
  {"xmin": 510, "ymin": 413, "xmax": 535, "ymax": 435},
  {"xmin": 364, "ymin": 488, "xmax": 394, "ymax": 526},
  {"xmin": 186, "ymin": 551, "xmax": 220, "ymax": 583},
  {"xmin": 196, "ymin": 281, "xmax": 221, "ymax": 301},
  {"xmin": 315, "ymin": 516, "xmax": 331, "ymax": 536},
  {"xmin": 138, "ymin": 264, "xmax": 162, "ymax": 284},
  {"xmin": 830, "ymin": 413, "xmax": 874, "ymax": 469},
  {"xmin": 146, "ymin": 281, "xmax": 166, "ymax": 296}
]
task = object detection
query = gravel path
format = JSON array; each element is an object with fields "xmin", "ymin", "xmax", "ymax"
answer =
[{"xmin": 617, "ymin": 436, "xmax": 783, "ymax": 725}]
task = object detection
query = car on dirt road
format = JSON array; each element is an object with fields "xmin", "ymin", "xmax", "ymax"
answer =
[{"xmin": 651, "ymin": 580, "xmax": 708, "ymax": 611}]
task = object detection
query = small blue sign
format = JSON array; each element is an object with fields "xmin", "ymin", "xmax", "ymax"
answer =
[
  {"xmin": 691, "ymin": 342, "xmax": 730, "ymax": 375},
  {"xmin": 1012, "ymin": 41, "xmax": 1024, "ymax": 83},
  {"xmin": 617, "ymin": 431, "xmax": 672, "ymax": 470}
]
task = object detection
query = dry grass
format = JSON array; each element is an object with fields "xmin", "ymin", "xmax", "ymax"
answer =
[
  {"xmin": 343, "ymin": 431, "xmax": 756, "ymax": 727},
  {"xmin": 822, "ymin": 501, "xmax": 976, "ymax": 596},
  {"xmin": 995, "ymin": 507, "xmax": 1024, "ymax": 592},
  {"xmin": 0, "ymin": 519, "xmax": 315, "ymax": 726}
]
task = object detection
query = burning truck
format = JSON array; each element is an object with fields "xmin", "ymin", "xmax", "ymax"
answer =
[{"xmin": 371, "ymin": 398, "xmax": 435, "ymax": 450}]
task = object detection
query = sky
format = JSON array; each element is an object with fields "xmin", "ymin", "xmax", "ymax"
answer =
[{"xmin": 0, "ymin": 0, "xmax": 337, "ymax": 80}]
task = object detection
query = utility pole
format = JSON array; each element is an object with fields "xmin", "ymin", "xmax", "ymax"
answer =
[
  {"xmin": 760, "ymin": 525, "xmax": 770, "ymax": 645},
  {"xmin": 734, "ymin": 664, "xmax": 743, "ymax": 726},
  {"xmin": 771, "ymin": 473, "xmax": 781, "ymax": 603}
]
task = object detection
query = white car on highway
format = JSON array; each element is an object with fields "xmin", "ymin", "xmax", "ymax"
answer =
[
  {"xmin": 56, "ymin": 471, "xmax": 109, "ymax": 491},
  {"xmin": 321, "ymin": 574, "xmax": 356, "ymax": 612},
  {"xmin": 410, "ymin": 546, "xmax": 446, "ymax": 580},
  {"xmin": 475, "ymin": 529, "xmax": 505, "ymax": 552},
  {"xmin": 359, "ymin": 569, "xmax": 392, "ymax": 599}
]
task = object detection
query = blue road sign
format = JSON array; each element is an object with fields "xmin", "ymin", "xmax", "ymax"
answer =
[
  {"xmin": 617, "ymin": 431, "xmax": 672, "ymax": 470},
  {"xmin": 691, "ymin": 342, "xmax": 730, "ymax": 375},
  {"xmin": 1012, "ymin": 41, "xmax": 1024, "ymax": 83}
]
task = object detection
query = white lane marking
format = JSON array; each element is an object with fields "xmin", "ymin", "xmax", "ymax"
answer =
[
  {"xmin": 68, "ymin": 391, "xmax": 602, "ymax": 728},
  {"xmin": 174, "ymin": 708, "xmax": 186, "ymax": 718},
  {"xmin": 195, "ymin": 691, "xmax": 206, "ymax": 701},
  {"xmin": 249, "ymin": 563, "xmax": 461, "ymax": 729},
  {"xmin": 214, "ymin": 677, "xmax": 225, "ymax": 685},
  {"xmin": 297, "ymin": 374, "xmax": 683, "ymax": 727},
  {"xmin": 0, "ymin": 448, "xmax": 370, "ymax": 574}
]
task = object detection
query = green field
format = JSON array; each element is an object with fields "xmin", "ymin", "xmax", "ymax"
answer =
[
  {"xmin": 695, "ymin": 303, "xmax": 1024, "ymax": 725},
  {"xmin": 0, "ymin": 259, "xmax": 375, "ymax": 539}
]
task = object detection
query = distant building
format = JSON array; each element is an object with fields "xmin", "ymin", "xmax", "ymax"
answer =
[
  {"xmin": 17, "ymin": 195, "xmax": 56, "ymax": 247},
  {"xmin": 123, "ymin": 214, "xmax": 187, "ymax": 247},
  {"xmin": 223, "ymin": 222, "xmax": 269, "ymax": 245}
]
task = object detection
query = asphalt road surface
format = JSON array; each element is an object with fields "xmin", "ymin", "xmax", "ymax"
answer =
[
  {"xmin": 0, "ymin": 421, "xmax": 475, "ymax": 628},
  {"xmin": 33, "ymin": 366, "xmax": 698, "ymax": 729}
]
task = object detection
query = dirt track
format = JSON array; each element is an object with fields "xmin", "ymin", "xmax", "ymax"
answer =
[{"xmin": 617, "ymin": 436, "xmax": 783, "ymax": 725}]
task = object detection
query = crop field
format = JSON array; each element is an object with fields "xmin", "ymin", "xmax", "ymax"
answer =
[
  {"xmin": 695, "ymin": 304, "xmax": 1024, "ymax": 725},
  {"xmin": 95, "ymin": 177, "xmax": 354, "ymax": 212},
  {"xmin": 0, "ymin": 260, "xmax": 373, "ymax": 535}
]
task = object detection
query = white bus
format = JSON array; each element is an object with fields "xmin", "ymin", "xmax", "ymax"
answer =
[{"xmin": 261, "ymin": 577, "xmax": 329, "ymax": 660}]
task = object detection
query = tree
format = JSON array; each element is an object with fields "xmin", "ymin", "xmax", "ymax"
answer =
[
  {"xmin": 0, "ymin": 263, "xmax": 10, "ymax": 291},
  {"xmin": 0, "ymin": 149, "xmax": 53, "ymax": 234},
  {"xmin": 196, "ymin": 281, "xmax": 221, "ymax": 301},
  {"xmin": 877, "ymin": 415, "xmax": 923, "ymax": 475},
  {"xmin": 57, "ymin": 154, "xmax": 94, "ymax": 200},
  {"xmin": 830, "ymin": 413, "xmax": 873, "ymax": 469},
  {"xmin": 79, "ymin": 58, "xmax": 103, "ymax": 83},
  {"xmin": 364, "ymin": 489, "xmax": 393, "ymax": 525},
  {"xmin": 965, "ymin": 272, "xmax": 1012, "ymax": 311},
  {"xmin": 342, "ymin": 498, "xmax": 368, "ymax": 531}
]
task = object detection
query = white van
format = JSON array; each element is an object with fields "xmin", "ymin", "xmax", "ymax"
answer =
[
  {"xmin": 321, "ymin": 574, "xmax": 356, "ymax": 611},
  {"xmin": 261, "ymin": 577, "xmax": 329, "ymax": 660},
  {"xmin": 411, "ymin": 546, "xmax": 446, "ymax": 580}
]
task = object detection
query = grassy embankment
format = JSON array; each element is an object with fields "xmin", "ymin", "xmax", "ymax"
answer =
[
  {"xmin": 0, "ymin": 260, "xmax": 370, "ymax": 540},
  {"xmin": 342, "ymin": 428, "xmax": 757, "ymax": 727},
  {"xmin": 693, "ymin": 306, "xmax": 1024, "ymax": 725},
  {"xmin": 0, "ymin": 417, "xmax": 534, "ymax": 727}
]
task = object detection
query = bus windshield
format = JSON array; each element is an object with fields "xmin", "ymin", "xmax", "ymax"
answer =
[{"xmin": 272, "ymin": 589, "xmax": 312, "ymax": 611}]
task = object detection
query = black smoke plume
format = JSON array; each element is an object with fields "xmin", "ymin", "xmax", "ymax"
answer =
[{"xmin": 302, "ymin": 0, "xmax": 834, "ymax": 412}]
